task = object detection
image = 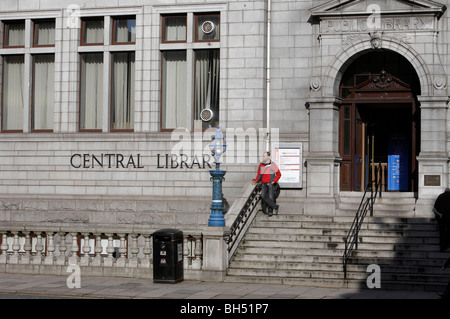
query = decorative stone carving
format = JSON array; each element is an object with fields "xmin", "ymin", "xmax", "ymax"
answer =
[
  {"xmin": 392, "ymin": 32, "xmax": 414, "ymax": 44},
  {"xmin": 433, "ymin": 75, "xmax": 447, "ymax": 90},
  {"xmin": 369, "ymin": 31, "xmax": 383, "ymax": 49},
  {"xmin": 342, "ymin": 34, "xmax": 363, "ymax": 47},
  {"xmin": 310, "ymin": 77, "xmax": 322, "ymax": 91}
]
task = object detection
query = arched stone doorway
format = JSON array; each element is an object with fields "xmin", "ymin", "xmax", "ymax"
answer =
[
  {"xmin": 338, "ymin": 50, "xmax": 421, "ymax": 193},
  {"xmin": 306, "ymin": 0, "xmax": 448, "ymax": 207}
]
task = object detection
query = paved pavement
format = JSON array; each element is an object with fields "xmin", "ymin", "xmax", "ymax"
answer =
[
  {"xmin": 1, "ymin": 272, "xmax": 447, "ymax": 317},
  {"xmin": 0, "ymin": 272, "xmax": 444, "ymax": 300}
]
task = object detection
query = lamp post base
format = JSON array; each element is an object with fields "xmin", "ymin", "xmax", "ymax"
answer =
[{"xmin": 208, "ymin": 166, "xmax": 226, "ymax": 227}]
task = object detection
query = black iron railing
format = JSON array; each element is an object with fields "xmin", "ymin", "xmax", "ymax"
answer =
[
  {"xmin": 226, "ymin": 183, "xmax": 262, "ymax": 262},
  {"xmin": 343, "ymin": 162, "xmax": 382, "ymax": 278}
]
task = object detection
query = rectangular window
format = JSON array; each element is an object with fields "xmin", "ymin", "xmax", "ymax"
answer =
[
  {"xmin": 194, "ymin": 50, "xmax": 220, "ymax": 129},
  {"xmin": 195, "ymin": 13, "xmax": 220, "ymax": 42},
  {"xmin": 111, "ymin": 52, "xmax": 135, "ymax": 131},
  {"xmin": 162, "ymin": 15, "xmax": 187, "ymax": 43},
  {"xmin": 112, "ymin": 17, "xmax": 136, "ymax": 44},
  {"xmin": 3, "ymin": 21, "xmax": 25, "ymax": 47},
  {"xmin": 32, "ymin": 54, "xmax": 54, "ymax": 131},
  {"xmin": 33, "ymin": 20, "xmax": 55, "ymax": 47},
  {"xmin": 80, "ymin": 53, "xmax": 103, "ymax": 131},
  {"xmin": 1, "ymin": 55, "xmax": 24, "ymax": 131},
  {"xmin": 81, "ymin": 18, "xmax": 104, "ymax": 45},
  {"xmin": 161, "ymin": 51, "xmax": 187, "ymax": 130}
]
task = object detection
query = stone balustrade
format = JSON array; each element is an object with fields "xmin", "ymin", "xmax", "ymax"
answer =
[{"xmin": 0, "ymin": 228, "xmax": 203, "ymax": 280}]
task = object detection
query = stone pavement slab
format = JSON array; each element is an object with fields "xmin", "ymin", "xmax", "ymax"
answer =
[{"xmin": 0, "ymin": 272, "xmax": 443, "ymax": 300}]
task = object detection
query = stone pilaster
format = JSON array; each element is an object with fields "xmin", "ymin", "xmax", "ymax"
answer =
[
  {"xmin": 305, "ymin": 97, "xmax": 342, "ymax": 199},
  {"xmin": 417, "ymin": 96, "xmax": 450, "ymax": 199}
]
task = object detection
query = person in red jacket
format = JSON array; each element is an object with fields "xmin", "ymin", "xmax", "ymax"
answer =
[{"xmin": 252, "ymin": 151, "xmax": 281, "ymax": 216}]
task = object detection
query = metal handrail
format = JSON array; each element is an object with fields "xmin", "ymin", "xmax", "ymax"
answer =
[
  {"xmin": 226, "ymin": 183, "xmax": 262, "ymax": 262},
  {"xmin": 343, "ymin": 162, "xmax": 382, "ymax": 278}
]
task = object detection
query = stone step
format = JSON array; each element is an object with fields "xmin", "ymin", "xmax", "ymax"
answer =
[
  {"xmin": 256, "ymin": 214, "xmax": 436, "ymax": 226},
  {"xmin": 246, "ymin": 227, "xmax": 349, "ymax": 236},
  {"xmin": 240, "ymin": 240, "xmax": 343, "ymax": 250},
  {"xmin": 223, "ymin": 274, "xmax": 360, "ymax": 289},
  {"xmin": 232, "ymin": 253, "xmax": 448, "ymax": 269},
  {"xmin": 339, "ymin": 192, "xmax": 416, "ymax": 200},
  {"xmin": 240, "ymin": 239, "xmax": 441, "ymax": 252},
  {"xmin": 226, "ymin": 209, "xmax": 448, "ymax": 291},
  {"xmin": 244, "ymin": 232, "xmax": 440, "ymax": 243},
  {"xmin": 236, "ymin": 246, "xmax": 344, "ymax": 257},
  {"xmin": 227, "ymin": 266, "xmax": 449, "ymax": 289},
  {"xmin": 230, "ymin": 260, "xmax": 446, "ymax": 276},
  {"xmin": 224, "ymin": 274, "xmax": 446, "ymax": 291}
]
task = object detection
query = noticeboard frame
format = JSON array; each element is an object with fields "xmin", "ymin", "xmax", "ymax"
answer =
[{"xmin": 272, "ymin": 143, "xmax": 303, "ymax": 189}]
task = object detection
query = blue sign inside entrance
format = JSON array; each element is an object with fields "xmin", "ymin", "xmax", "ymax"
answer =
[{"xmin": 387, "ymin": 135, "xmax": 408, "ymax": 191}]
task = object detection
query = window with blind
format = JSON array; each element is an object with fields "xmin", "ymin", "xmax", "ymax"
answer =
[
  {"xmin": 81, "ymin": 18, "xmax": 104, "ymax": 45},
  {"xmin": 32, "ymin": 54, "xmax": 55, "ymax": 132},
  {"xmin": 3, "ymin": 21, "xmax": 25, "ymax": 48},
  {"xmin": 161, "ymin": 51, "xmax": 187, "ymax": 129},
  {"xmin": 80, "ymin": 53, "xmax": 103, "ymax": 131},
  {"xmin": 160, "ymin": 12, "xmax": 220, "ymax": 131},
  {"xmin": 162, "ymin": 15, "xmax": 186, "ymax": 43},
  {"xmin": 112, "ymin": 17, "xmax": 136, "ymax": 44},
  {"xmin": 1, "ymin": 55, "xmax": 24, "ymax": 132},
  {"xmin": 111, "ymin": 52, "xmax": 135, "ymax": 131},
  {"xmin": 33, "ymin": 20, "xmax": 55, "ymax": 47}
]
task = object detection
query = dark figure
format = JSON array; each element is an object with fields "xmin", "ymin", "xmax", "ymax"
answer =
[
  {"xmin": 433, "ymin": 188, "xmax": 450, "ymax": 251},
  {"xmin": 252, "ymin": 151, "xmax": 281, "ymax": 217}
]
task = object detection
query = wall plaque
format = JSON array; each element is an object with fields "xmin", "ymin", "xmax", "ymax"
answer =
[{"xmin": 424, "ymin": 175, "xmax": 441, "ymax": 187}]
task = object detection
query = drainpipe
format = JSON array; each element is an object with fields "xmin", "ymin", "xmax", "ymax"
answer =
[{"xmin": 266, "ymin": 0, "xmax": 272, "ymax": 152}]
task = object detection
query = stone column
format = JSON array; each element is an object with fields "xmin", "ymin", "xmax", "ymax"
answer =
[
  {"xmin": 201, "ymin": 227, "xmax": 229, "ymax": 282},
  {"xmin": 304, "ymin": 97, "xmax": 342, "ymax": 212},
  {"xmin": 416, "ymin": 96, "xmax": 449, "ymax": 201}
]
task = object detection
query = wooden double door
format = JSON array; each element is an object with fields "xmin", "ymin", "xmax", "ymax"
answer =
[{"xmin": 339, "ymin": 72, "xmax": 419, "ymax": 192}]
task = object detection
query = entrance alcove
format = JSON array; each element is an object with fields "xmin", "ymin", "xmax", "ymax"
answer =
[{"xmin": 338, "ymin": 50, "xmax": 421, "ymax": 193}]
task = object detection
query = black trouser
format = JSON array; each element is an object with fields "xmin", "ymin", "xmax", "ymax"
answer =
[{"xmin": 261, "ymin": 183, "xmax": 277, "ymax": 214}]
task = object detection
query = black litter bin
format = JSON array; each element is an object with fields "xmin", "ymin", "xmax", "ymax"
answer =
[{"xmin": 153, "ymin": 229, "xmax": 184, "ymax": 283}]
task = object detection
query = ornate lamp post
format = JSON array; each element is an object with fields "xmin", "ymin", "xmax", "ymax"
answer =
[{"xmin": 208, "ymin": 125, "xmax": 227, "ymax": 227}]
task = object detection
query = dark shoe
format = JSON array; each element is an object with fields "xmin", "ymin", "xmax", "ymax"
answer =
[
  {"xmin": 274, "ymin": 205, "xmax": 279, "ymax": 215},
  {"xmin": 268, "ymin": 211, "xmax": 273, "ymax": 217}
]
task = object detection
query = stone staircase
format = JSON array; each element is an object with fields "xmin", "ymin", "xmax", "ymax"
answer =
[{"xmin": 225, "ymin": 192, "xmax": 450, "ymax": 292}]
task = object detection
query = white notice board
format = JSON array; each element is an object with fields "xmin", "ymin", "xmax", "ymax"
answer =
[{"xmin": 272, "ymin": 143, "xmax": 303, "ymax": 188}]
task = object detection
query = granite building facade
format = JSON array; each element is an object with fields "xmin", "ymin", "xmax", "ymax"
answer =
[{"xmin": 0, "ymin": 0, "xmax": 449, "ymax": 233}]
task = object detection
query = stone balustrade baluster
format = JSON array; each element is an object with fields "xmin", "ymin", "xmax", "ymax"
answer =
[
  {"xmin": 116, "ymin": 234, "xmax": 127, "ymax": 267},
  {"xmin": 56, "ymin": 232, "xmax": 68, "ymax": 266},
  {"xmin": 193, "ymin": 236, "xmax": 203, "ymax": 270},
  {"xmin": 80, "ymin": 233, "xmax": 91, "ymax": 266},
  {"xmin": 126, "ymin": 234, "xmax": 137, "ymax": 268},
  {"xmin": 33, "ymin": 233, "xmax": 44, "ymax": 265},
  {"xmin": 68, "ymin": 233, "xmax": 79, "ymax": 266},
  {"xmin": 92, "ymin": 234, "xmax": 103, "ymax": 267},
  {"xmin": 184, "ymin": 237, "xmax": 191, "ymax": 268},
  {"xmin": 0, "ymin": 233, "xmax": 8, "ymax": 264},
  {"xmin": 21, "ymin": 232, "xmax": 32, "ymax": 265},
  {"xmin": 44, "ymin": 232, "xmax": 55, "ymax": 265},
  {"xmin": 140, "ymin": 234, "xmax": 151, "ymax": 268},
  {"xmin": 104, "ymin": 234, "xmax": 115, "ymax": 267},
  {"xmin": 10, "ymin": 232, "xmax": 20, "ymax": 264}
]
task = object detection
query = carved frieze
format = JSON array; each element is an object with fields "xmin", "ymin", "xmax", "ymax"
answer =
[{"xmin": 320, "ymin": 16, "xmax": 435, "ymax": 34}]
